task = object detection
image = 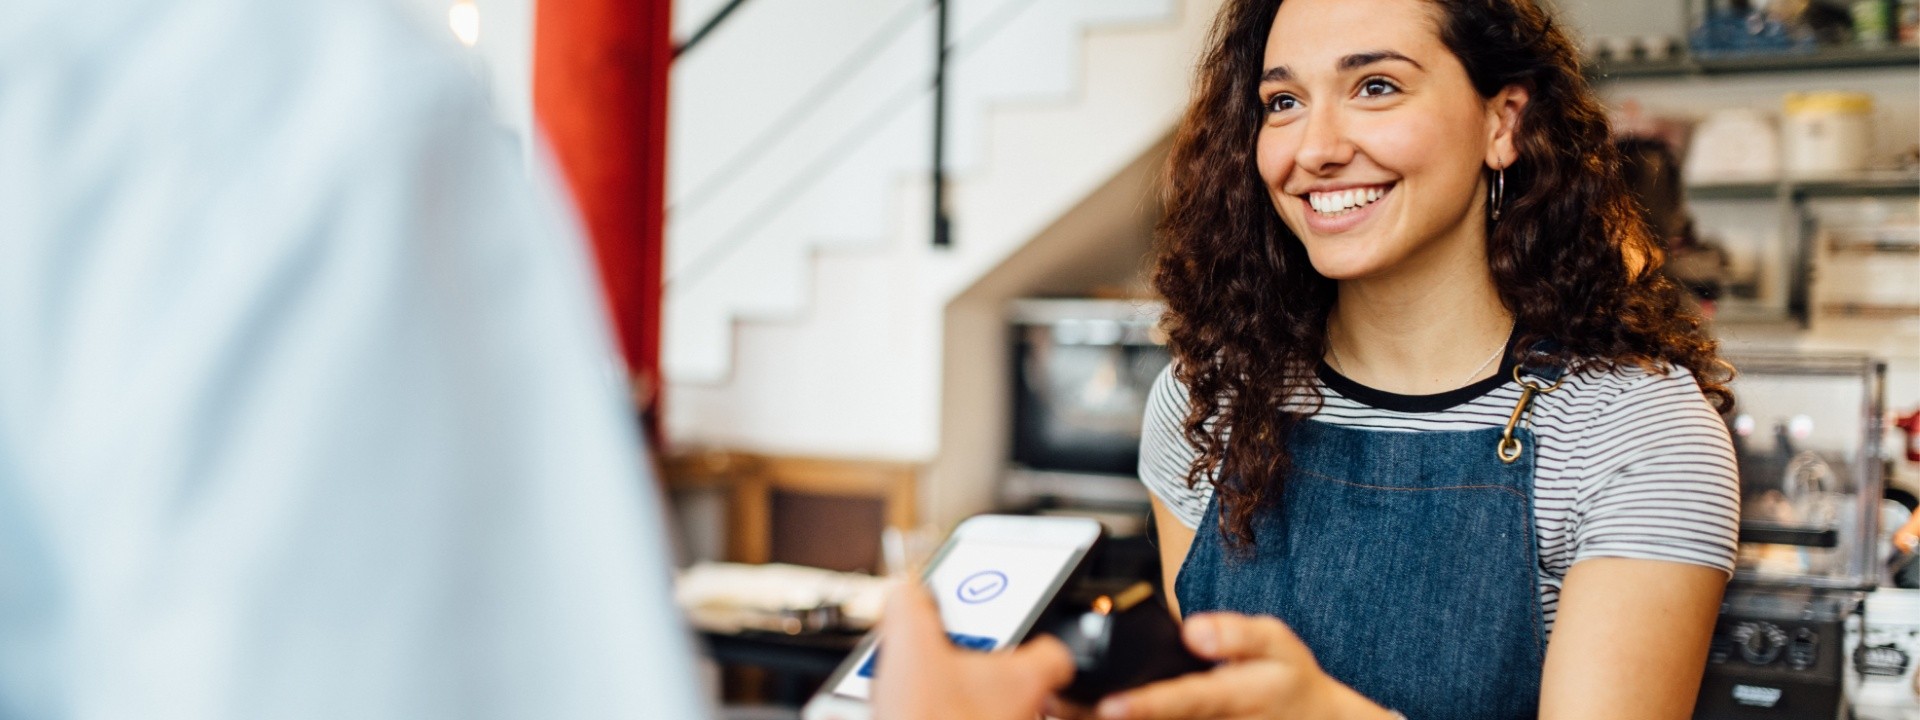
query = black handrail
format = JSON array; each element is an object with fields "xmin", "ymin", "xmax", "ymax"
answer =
[
  {"xmin": 931, "ymin": 0, "xmax": 951, "ymax": 248},
  {"xmin": 674, "ymin": 0, "xmax": 753, "ymax": 59},
  {"xmin": 667, "ymin": 2, "xmax": 924, "ymax": 224},
  {"xmin": 668, "ymin": 0, "xmax": 1045, "ymax": 288}
]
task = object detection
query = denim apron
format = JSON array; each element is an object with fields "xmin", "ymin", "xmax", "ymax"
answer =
[{"xmin": 1175, "ymin": 360, "xmax": 1565, "ymax": 720}]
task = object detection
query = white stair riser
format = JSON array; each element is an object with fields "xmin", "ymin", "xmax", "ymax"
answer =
[{"xmin": 665, "ymin": 0, "xmax": 1177, "ymax": 383}]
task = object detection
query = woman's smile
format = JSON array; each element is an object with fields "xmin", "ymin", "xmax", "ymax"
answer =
[{"xmin": 1297, "ymin": 181, "xmax": 1396, "ymax": 235}]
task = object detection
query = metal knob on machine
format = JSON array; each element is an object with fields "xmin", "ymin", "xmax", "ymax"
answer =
[
  {"xmin": 1786, "ymin": 627, "xmax": 1819, "ymax": 671},
  {"xmin": 1733, "ymin": 621, "xmax": 1790, "ymax": 665}
]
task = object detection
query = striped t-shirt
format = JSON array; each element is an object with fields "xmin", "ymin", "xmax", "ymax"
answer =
[{"xmin": 1139, "ymin": 356, "xmax": 1741, "ymax": 635}]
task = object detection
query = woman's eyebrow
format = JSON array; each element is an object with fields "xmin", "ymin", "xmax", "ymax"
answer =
[
  {"xmin": 1338, "ymin": 50, "xmax": 1421, "ymax": 72},
  {"xmin": 1259, "ymin": 50, "xmax": 1422, "ymax": 84}
]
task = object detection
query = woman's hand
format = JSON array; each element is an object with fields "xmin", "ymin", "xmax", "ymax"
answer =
[
  {"xmin": 1057, "ymin": 612, "xmax": 1395, "ymax": 720},
  {"xmin": 870, "ymin": 583, "xmax": 1076, "ymax": 720},
  {"xmin": 1893, "ymin": 506, "xmax": 1920, "ymax": 555}
]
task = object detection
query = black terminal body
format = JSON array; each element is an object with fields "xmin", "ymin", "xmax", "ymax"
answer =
[{"xmin": 1036, "ymin": 580, "xmax": 1214, "ymax": 706}]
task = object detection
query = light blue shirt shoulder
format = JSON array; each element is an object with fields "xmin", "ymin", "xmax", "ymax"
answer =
[{"xmin": 0, "ymin": 1, "xmax": 707, "ymax": 718}]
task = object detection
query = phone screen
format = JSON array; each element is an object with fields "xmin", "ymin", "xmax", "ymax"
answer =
[{"xmin": 827, "ymin": 535, "xmax": 1087, "ymax": 700}]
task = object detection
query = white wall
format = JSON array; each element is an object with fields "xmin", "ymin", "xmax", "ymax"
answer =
[{"xmin": 1549, "ymin": 0, "xmax": 1688, "ymax": 47}]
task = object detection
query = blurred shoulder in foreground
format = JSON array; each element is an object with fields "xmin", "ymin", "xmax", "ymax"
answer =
[{"xmin": 0, "ymin": 1, "xmax": 705, "ymax": 718}]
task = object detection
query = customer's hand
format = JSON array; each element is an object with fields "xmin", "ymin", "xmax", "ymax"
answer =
[
  {"xmin": 871, "ymin": 582, "xmax": 1076, "ymax": 720},
  {"xmin": 1052, "ymin": 612, "xmax": 1393, "ymax": 720}
]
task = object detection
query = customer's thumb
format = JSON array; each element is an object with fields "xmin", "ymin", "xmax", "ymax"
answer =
[
  {"xmin": 1007, "ymin": 635, "xmax": 1078, "ymax": 692},
  {"xmin": 881, "ymin": 581, "xmax": 942, "ymax": 638}
]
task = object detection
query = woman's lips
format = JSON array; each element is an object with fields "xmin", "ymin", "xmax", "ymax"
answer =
[{"xmin": 1298, "ymin": 183, "xmax": 1394, "ymax": 235}]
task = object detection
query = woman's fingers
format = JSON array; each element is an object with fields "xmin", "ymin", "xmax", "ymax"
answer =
[
  {"xmin": 1896, "ymin": 511, "xmax": 1920, "ymax": 553},
  {"xmin": 1082, "ymin": 614, "xmax": 1322, "ymax": 719},
  {"xmin": 1093, "ymin": 662, "xmax": 1280, "ymax": 719},
  {"xmin": 1043, "ymin": 695, "xmax": 1099, "ymax": 719},
  {"xmin": 1182, "ymin": 611, "xmax": 1306, "ymax": 662}
]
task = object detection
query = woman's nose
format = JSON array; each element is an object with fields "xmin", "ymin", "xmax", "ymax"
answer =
[{"xmin": 1294, "ymin": 108, "xmax": 1354, "ymax": 175}]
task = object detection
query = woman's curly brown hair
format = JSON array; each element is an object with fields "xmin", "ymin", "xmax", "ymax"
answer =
[{"xmin": 1153, "ymin": 0, "xmax": 1735, "ymax": 548}]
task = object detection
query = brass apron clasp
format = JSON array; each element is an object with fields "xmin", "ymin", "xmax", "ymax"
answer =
[{"xmin": 1498, "ymin": 363, "xmax": 1565, "ymax": 464}]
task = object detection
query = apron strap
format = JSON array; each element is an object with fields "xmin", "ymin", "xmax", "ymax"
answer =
[{"xmin": 1498, "ymin": 340, "xmax": 1567, "ymax": 463}]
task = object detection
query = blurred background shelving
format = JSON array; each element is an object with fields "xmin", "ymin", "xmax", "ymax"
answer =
[
  {"xmin": 1688, "ymin": 172, "xmax": 1920, "ymax": 200},
  {"xmin": 1591, "ymin": 45, "xmax": 1920, "ymax": 78}
]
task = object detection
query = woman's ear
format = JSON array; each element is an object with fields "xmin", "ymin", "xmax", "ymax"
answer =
[{"xmin": 1485, "ymin": 84, "xmax": 1531, "ymax": 169}]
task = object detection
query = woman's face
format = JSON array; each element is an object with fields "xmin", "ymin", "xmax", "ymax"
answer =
[{"xmin": 1255, "ymin": 0, "xmax": 1522, "ymax": 281}]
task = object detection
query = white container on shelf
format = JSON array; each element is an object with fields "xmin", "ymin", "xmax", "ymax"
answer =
[
  {"xmin": 1783, "ymin": 91, "xmax": 1877, "ymax": 179},
  {"xmin": 1812, "ymin": 200, "xmax": 1920, "ymax": 307},
  {"xmin": 1685, "ymin": 108, "xmax": 1782, "ymax": 184},
  {"xmin": 1844, "ymin": 588, "xmax": 1920, "ymax": 718}
]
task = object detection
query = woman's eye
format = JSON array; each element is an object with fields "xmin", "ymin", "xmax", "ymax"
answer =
[
  {"xmin": 1264, "ymin": 93, "xmax": 1300, "ymax": 113},
  {"xmin": 1358, "ymin": 78, "xmax": 1399, "ymax": 97}
]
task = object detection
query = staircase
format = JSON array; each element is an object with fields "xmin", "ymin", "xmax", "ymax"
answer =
[{"xmin": 665, "ymin": 0, "xmax": 1220, "ymax": 469}]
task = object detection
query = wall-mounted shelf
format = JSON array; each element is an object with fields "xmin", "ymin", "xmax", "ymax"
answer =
[
  {"xmin": 1689, "ymin": 173, "xmax": 1920, "ymax": 201},
  {"xmin": 1820, "ymin": 302, "xmax": 1920, "ymax": 320},
  {"xmin": 1625, "ymin": 35, "xmax": 1920, "ymax": 327},
  {"xmin": 1828, "ymin": 239, "xmax": 1920, "ymax": 255},
  {"xmin": 1590, "ymin": 46, "xmax": 1920, "ymax": 80},
  {"xmin": 1686, "ymin": 173, "xmax": 1918, "ymax": 328},
  {"xmin": 1797, "ymin": 175, "xmax": 1920, "ymax": 198},
  {"xmin": 1710, "ymin": 306, "xmax": 1802, "ymax": 330},
  {"xmin": 1688, "ymin": 181, "xmax": 1780, "ymax": 200}
]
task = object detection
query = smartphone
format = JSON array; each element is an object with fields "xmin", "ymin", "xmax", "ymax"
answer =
[{"xmin": 801, "ymin": 514, "xmax": 1104, "ymax": 720}]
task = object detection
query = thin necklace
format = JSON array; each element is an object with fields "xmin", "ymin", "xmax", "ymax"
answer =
[{"xmin": 1327, "ymin": 321, "xmax": 1514, "ymax": 388}]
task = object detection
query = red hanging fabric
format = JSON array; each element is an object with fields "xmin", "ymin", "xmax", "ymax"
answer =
[{"xmin": 533, "ymin": 0, "xmax": 671, "ymax": 431}]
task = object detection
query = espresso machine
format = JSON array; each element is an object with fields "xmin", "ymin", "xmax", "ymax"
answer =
[{"xmin": 1695, "ymin": 355, "xmax": 1888, "ymax": 719}]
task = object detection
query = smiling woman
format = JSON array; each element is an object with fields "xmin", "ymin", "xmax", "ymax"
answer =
[
  {"xmin": 1253, "ymin": 4, "xmax": 1518, "ymax": 281},
  {"xmin": 1103, "ymin": 0, "xmax": 1746, "ymax": 719}
]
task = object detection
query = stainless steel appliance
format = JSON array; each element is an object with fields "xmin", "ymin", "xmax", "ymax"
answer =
[
  {"xmin": 1002, "ymin": 299, "xmax": 1168, "ymax": 514},
  {"xmin": 1696, "ymin": 354, "xmax": 1889, "ymax": 719}
]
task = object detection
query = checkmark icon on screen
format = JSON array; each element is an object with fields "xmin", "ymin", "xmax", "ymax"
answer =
[
  {"xmin": 956, "ymin": 570, "xmax": 1008, "ymax": 604},
  {"xmin": 964, "ymin": 579, "xmax": 1000, "ymax": 598}
]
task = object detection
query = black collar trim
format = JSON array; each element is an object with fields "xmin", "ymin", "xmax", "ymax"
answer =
[{"xmin": 1314, "ymin": 330, "xmax": 1522, "ymax": 414}]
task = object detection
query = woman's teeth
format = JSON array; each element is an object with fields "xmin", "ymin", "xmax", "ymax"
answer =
[{"xmin": 1308, "ymin": 186, "xmax": 1388, "ymax": 215}]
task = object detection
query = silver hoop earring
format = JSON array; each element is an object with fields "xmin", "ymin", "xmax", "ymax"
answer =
[{"xmin": 1489, "ymin": 167, "xmax": 1506, "ymax": 221}]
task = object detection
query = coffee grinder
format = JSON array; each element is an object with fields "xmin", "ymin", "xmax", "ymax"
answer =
[{"xmin": 1695, "ymin": 355, "xmax": 1888, "ymax": 719}]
